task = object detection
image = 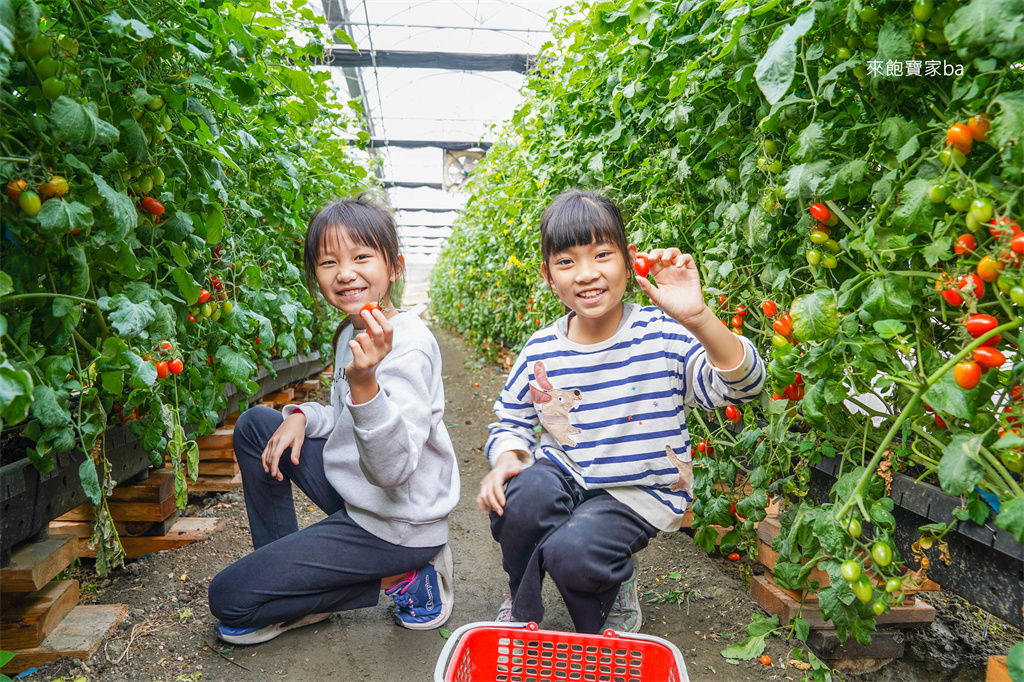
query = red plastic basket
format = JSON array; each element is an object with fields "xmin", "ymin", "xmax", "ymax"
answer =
[{"xmin": 434, "ymin": 622, "xmax": 689, "ymax": 682}]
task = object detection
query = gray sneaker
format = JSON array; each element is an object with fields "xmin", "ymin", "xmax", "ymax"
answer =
[
  {"xmin": 496, "ymin": 594, "xmax": 513, "ymax": 623},
  {"xmin": 603, "ymin": 556, "xmax": 642, "ymax": 633}
]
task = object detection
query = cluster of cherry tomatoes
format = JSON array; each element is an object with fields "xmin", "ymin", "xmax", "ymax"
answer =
[
  {"xmin": 187, "ymin": 284, "xmax": 233, "ymax": 323},
  {"xmin": 6, "ymin": 174, "xmax": 69, "ymax": 217},
  {"xmin": 720, "ymin": 300, "xmax": 748, "ymax": 336},
  {"xmin": 952, "ymin": 313, "xmax": 1007, "ymax": 390},
  {"xmin": 152, "ymin": 340, "xmax": 184, "ymax": 379},
  {"xmin": 805, "ymin": 203, "xmax": 841, "ymax": 269},
  {"xmin": 940, "ymin": 114, "xmax": 990, "ymax": 168}
]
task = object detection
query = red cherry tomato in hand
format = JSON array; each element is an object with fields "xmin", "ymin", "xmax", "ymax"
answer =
[
  {"xmin": 360, "ymin": 302, "xmax": 381, "ymax": 318},
  {"xmin": 634, "ymin": 255, "xmax": 651, "ymax": 278}
]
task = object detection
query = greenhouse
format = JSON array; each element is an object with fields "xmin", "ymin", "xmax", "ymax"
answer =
[{"xmin": 0, "ymin": 0, "xmax": 1022, "ymax": 680}]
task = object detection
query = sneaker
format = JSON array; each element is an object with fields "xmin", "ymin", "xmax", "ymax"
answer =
[
  {"xmin": 215, "ymin": 612, "xmax": 330, "ymax": 645},
  {"xmin": 496, "ymin": 594, "xmax": 513, "ymax": 623},
  {"xmin": 604, "ymin": 556, "xmax": 642, "ymax": 633},
  {"xmin": 387, "ymin": 544, "xmax": 454, "ymax": 630}
]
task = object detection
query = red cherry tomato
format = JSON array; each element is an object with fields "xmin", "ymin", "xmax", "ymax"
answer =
[
  {"xmin": 1012, "ymin": 234, "xmax": 1024, "ymax": 254},
  {"xmin": 735, "ymin": 305, "xmax": 747, "ymax": 317},
  {"xmin": 155, "ymin": 360, "xmax": 169, "ymax": 379},
  {"xmin": 697, "ymin": 440, "xmax": 707, "ymax": 453},
  {"xmin": 725, "ymin": 405, "xmax": 741, "ymax": 424},
  {"xmin": 809, "ymin": 203, "xmax": 832, "ymax": 224},
  {"xmin": 773, "ymin": 318, "xmax": 792, "ymax": 336},
  {"xmin": 989, "ymin": 216, "xmax": 1021, "ymax": 239},
  {"xmin": 973, "ymin": 347, "xmax": 1006, "ymax": 369},
  {"xmin": 187, "ymin": 314, "xmax": 197, "ymax": 323},
  {"xmin": 934, "ymin": 414, "xmax": 947, "ymax": 429},
  {"xmin": 980, "ymin": 334, "xmax": 1002, "ymax": 347},
  {"xmin": 159, "ymin": 340, "xmax": 173, "ymax": 352},
  {"xmin": 1011, "ymin": 384, "xmax": 1024, "ymax": 402},
  {"xmin": 633, "ymin": 255, "xmax": 651, "ymax": 278},
  {"xmin": 954, "ymin": 233, "xmax": 978, "ymax": 255},
  {"xmin": 936, "ymin": 277, "xmax": 963, "ymax": 306},
  {"xmin": 140, "ymin": 196, "xmax": 165, "ymax": 215},
  {"xmin": 965, "ymin": 314, "xmax": 998, "ymax": 338},
  {"xmin": 731, "ymin": 315, "xmax": 743, "ymax": 328},
  {"xmin": 360, "ymin": 302, "xmax": 381, "ymax": 318},
  {"xmin": 760, "ymin": 655, "xmax": 772, "ymax": 666},
  {"xmin": 967, "ymin": 114, "xmax": 990, "ymax": 142},
  {"xmin": 197, "ymin": 289, "xmax": 211, "ymax": 304},
  {"xmin": 953, "ymin": 361, "xmax": 982, "ymax": 389},
  {"xmin": 168, "ymin": 358, "xmax": 184, "ymax": 375},
  {"xmin": 718, "ymin": 294, "xmax": 727, "ymax": 306},
  {"xmin": 727, "ymin": 552, "xmax": 741, "ymax": 562},
  {"xmin": 761, "ymin": 300, "xmax": 778, "ymax": 317}
]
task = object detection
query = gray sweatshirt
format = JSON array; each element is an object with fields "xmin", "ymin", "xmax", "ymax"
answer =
[{"xmin": 281, "ymin": 312, "xmax": 460, "ymax": 547}]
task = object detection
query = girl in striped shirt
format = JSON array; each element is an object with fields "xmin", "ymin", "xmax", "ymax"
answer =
[{"xmin": 477, "ymin": 189, "xmax": 765, "ymax": 634}]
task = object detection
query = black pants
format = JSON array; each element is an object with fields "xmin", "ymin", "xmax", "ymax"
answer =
[
  {"xmin": 208, "ymin": 407, "xmax": 440, "ymax": 628},
  {"xmin": 490, "ymin": 458, "xmax": 658, "ymax": 634}
]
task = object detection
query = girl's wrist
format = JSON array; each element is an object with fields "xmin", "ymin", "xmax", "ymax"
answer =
[{"xmin": 675, "ymin": 304, "xmax": 716, "ymax": 330}]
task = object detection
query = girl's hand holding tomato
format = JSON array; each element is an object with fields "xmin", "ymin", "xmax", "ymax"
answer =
[
  {"xmin": 346, "ymin": 306, "xmax": 395, "ymax": 403},
  {"xmin": 633, "ymin": 248, "xmax": 709, "ymax": 325}
]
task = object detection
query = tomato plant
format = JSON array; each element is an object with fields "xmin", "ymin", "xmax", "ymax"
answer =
[
  {"xmin": 0, "ymin": 0, "xmax": 370, "ymax": 575},
  {"xmin": 430, "ymin": 0, "xmax": 1023, "ymax": 652}
]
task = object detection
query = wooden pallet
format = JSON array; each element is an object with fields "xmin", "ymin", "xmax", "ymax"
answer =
[
  {"xmin": 749, "ymin": 575, "xmax": 936, "ymax": 630},
  {"xmin": 52, "ymin": 517, "xmax": 225, "ymax": 559},
  {"xmin": 56, "ymin": 469, "xmax": 177, "ymax": 523},
  {"xmin": 0, "ymin": 604, "xmax": 127, "ymax": 674},
  {"xmin": 194, "ymin": 427, "xmax": 234, "ymax": 450},
  {"xmin": 50, "ymin": 511, "xmax": 181, "ymax": 540},
  {"xmin": 0, "ymin": 534, "xmax": 78, "ymax": 593},
  {"xmin": 1, "ymin": 580, "xmax": 80, "ymax": 650},
  {"xmin": 187, "ymin": 473, "xmax": 243, "ymax": 492},
  {"xmin": 263, "ymin": 388, "xmax": 295, "ymax": 406}
]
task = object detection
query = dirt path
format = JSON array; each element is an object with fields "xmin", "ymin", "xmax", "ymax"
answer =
[{"xmin": 37, "ymin": 322, "xmax": 1018, "ymax": 681}]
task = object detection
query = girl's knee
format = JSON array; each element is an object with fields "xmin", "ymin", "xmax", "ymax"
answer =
[
  {"xmin": 233, "ymin": 406, "xmax": 281, "ymax": 457},
  {"xmin": 209, "ymin": 569, "xmax": 255, "ymax": 625},
  {"xmin": 544, "ymin": 535, "xmax": 612, "ymax": 592}
]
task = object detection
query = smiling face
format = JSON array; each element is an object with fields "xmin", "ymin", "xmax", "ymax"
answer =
[
  {"xmin": 314, "ymin": 225, "xmax": 403, "ymax": 328},
  {"xmin": 543, "ymin": 240, "xmax": 637, "ymax": 326}
]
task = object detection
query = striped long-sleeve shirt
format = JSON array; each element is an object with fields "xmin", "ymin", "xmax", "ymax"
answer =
[{"xmin": 486, "ymin": 303, "xmax": 765, "ymax": 531}]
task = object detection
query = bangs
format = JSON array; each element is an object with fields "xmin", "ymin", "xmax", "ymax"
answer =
[
  {"xmin": 302, "ymin": 197, "xmax": 401, "ymax": 294},
  {"xmin": 540, "ymin": 190, "xmax": 628, "ymax": 266}
]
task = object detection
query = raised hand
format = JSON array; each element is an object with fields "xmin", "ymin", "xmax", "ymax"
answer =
[{"xmin": 634, "ymin": 249, "xmax": 709, "ymax": 325}]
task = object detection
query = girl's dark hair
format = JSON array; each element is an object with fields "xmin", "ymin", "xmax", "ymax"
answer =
[
  {"xmin": 539, "ymin": 189, "xmax": 631, "ymax": 280},
  {"xmin": 302, "ymin": 193, "xmax": 403, "ymax": 352}
]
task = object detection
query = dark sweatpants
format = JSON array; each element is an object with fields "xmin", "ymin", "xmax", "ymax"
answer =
[
  {"xmin": 490, "ymin": 458, "xmax": 659, "ymax": 634},
  {"xmin": 208, "ymin": 407, "xmax": 440, "ymax": 629}
]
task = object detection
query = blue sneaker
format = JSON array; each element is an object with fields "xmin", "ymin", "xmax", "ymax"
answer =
[
  {"xmin": 215, "ymin": 612, "xmax": 330, "ymax": 645},
  {"xmin": 386, "ymin": 544, "xmax": 454, "ymax": 630}
]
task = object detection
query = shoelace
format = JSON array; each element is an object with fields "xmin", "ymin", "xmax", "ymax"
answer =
[{"xmin": 610, "ymin": 584, "xmax": 633, "ymax": 614}]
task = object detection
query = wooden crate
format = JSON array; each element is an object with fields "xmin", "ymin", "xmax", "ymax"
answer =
[
  {"xmin": 194, "ymin": 428, "xmax": 234, "ymax": 450},
  {"xmin": 53, "ymin": 517, "xmax": 225, "ymax": 559},
  {"xmin": 0, "ymin": 535, "xmax": 78, "ymax": 593},
  {"xmin": 50, "ymin": 511, "xmax": 181, "ymax": 541},
  {"xmin": 56, "ymin": 469, "xmax": 176, "ymax": 524},
  {"xmin": 188, "ymin": 473, "xmax": 243, "ymax": 493}
]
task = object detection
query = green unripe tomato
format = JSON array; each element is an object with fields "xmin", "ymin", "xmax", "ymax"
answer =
[
  {"xmin": 41, "ymin": 76, "xmax": 65, "ymax": 99},
  {"xmin": 161, "ymin": 114, "xmax": 173, "ymax": 131},
  {"xmin": 775, "ymin": 187, "xmax": 787, "ymax": 200},
  {"xmin": 926, "ymin": 28, "xmax": 947, "ymax": 45},
  {"xmin": 36, "ymin": 55, "xmax": 60, "ymax": 80},
  {"xmin": 846, "ymin": 517, "xmax": 862, "ymax": 538},
  {"xmin": 806, "ymin": 249, "xmax": 821, "ymax": 266},
  {"xmin": 928, "ymin": 183, "xmax": 949, "ymax": 203},
  {"xmin": 863, "ymin": 32, "xmax": 877, "ymax": 49},
  {"xmin": 871, "ymin": 542, "xmax": 893, "ymax": 567},
  {"xmin": 913, "ymin": 0, "xmax": 934, "ymax": 21},
  {"xmin": 152, "ymin": 129, "xmax": 165, "ymax": 143},
  {"xmin": 837, "ymin": 47, "xmax": 851, "ymax": 60},
  {"xmin": 965, "ymin": 212, "xmax": 982, "ymax": 232},
  {"xmin": 768, "ymin": 160, "xmax": 783, "ymax": 174},
  {"xmin": 763, "ymin": 140, "xmax": 778, "ymax": 156},
  {"xmin": 211, "ymin": 307, "xmax": 222, "ymax": 322},
  {"xmin": 222, "ymin": 300, "xmax": 234, "ymax": 315},
  {"xmin": 840, "ymin": 560, "xmax": 862, "ymax": 582},
  {"xmin": 761, "ymin": 195, "xmax": 777, "ymax": 213},
  {"xmin": 852, "ymin": 575, "xmax": 874, "ymax": 604},
  {"xmin": 872, "ymin": 600, "xmax": 887, "ymax": 616},
  {"xmin": 131, "ymin": 108, "xmax": 144, "ymax": 121},
  {"xmin": 997, "ymin": 275, "xmax": 1015, "ymax": 294},
  {"xmin": 58, "ymin": 36, "xmax": 80, "ymax": 55},
  {"xmin": 859, "ymin": 6, "xmax": 879, "ymax": 23},
  {"xmin": 151, "ymin": 167, "xmax": 165, "ymax": 185},
  {"xmin": 1010, "ymin": 287, "xmax": 1024, "ymax": 307},
  {"xmin": 771, "ymin": 334, "xmax": 790, "ymax": 348},
  {"xmin": 130, "ymin": 52, "xmax": 150, "ymax": 70},
  {"xmin": 136, "ymin": 175, "xmax": 154, "ymax": 193},
  {"xmin": 969, "ymin": 198, "xmax": 993, "ymax": 224},
  {"xmin": 27, "ymin": 34, "xmax": 53, "ymax": 61},
  {"xmin": 948, "ymin": 194, "xmax": 972, "ymax": 212},
  {"xmin": 757, "ymin": 157, "xmax": 768, "ymax": 170},
  {"xmin": 940, "ymin": 148, "xmax": 966, "ymax": 166},
  {"xmin": 725, "ymin": 167, "xmax": 740, "ymax": 180},
  {"xmin": 810, "ymin": 230, "xmax": 830, "ymax": 245},
  {"xmin": 853, "ymin": 66, "xmax": 868, "ymax": 79},
  {"xmin": 847, "ymin": 36, "xmax": 861, "ymax": 49},
  {"xmin": 885, "ymin": 578, "xmax": 902, "ymax": 593},
  {"xmin": 912, "ymin": 22, "xmax": 927, "ymax": 41},
  {"xmin": 821, "ymin": 254, "xmax": 838, "ymax": 269},
  {"xmin": 146, "ymin": 94, "xmax": 164, "ymax": 110},
  {"xmin": 200, "ymin": 301, "xmax": 214, "ymax": 318},
  {"xmin": 1001, "ymin": 449, "xmax": 1024, "ymax": 473},
  {"xmin": 19, "ymin": 190, "xmax": 42, "ymax": 216}
]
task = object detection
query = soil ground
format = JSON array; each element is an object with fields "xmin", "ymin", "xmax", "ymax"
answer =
[{"xmin": 29, "ymin": 321, "xmax": 1020, "ymax": 682}]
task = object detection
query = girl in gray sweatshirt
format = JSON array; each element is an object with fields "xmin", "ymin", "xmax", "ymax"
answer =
[{"xmin": 209, "ymin": 196, "xmax": 460, "ymax": 645}]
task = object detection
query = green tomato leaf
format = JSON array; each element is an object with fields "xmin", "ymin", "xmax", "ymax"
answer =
[
  {"xmin": 925, "ymin": 368, "xmax": 976, "ymax": 420},
  {"xmin": 938, "ymin": 433, "xmax": 985, "ymax": 495},
  {"xmin": 215, "ymin": 346, "xmax": 258, "ymax": 395},
  {"xmin": 720, "ymin": 634, "xmax": 767, "ymax": 661},
  {"xmin": 945, "ymin": 0, "xmax": 1024, "ymax": 61},
  {"xmin": 78, "ymin": 458, "xmax": 102, "ymax": 505},
  {"xmin": 861, "ymin": 275, "xmax": 914, "ymax": 322},
  {"xmin": 781, "ymin": 160, "xmax": 831, "ymax": 200},
  {"xmin": 754, "ymin": 9, "xmax": 815, "ymax": 105},
  {"xmin": 0, "ymin": 270, "xmax": 14, "ymax": 297},
  {"xmin": 92, "ymin": 174, "xmax": 138, "ymax": 239},
  {"xmin": 50, "ymin": 96, "xmax": 120, "ymax": 148},
  {"xmin": 889, "ymin": 179, "xmax": 939, "ymax": 233},
  {"xmin": 872, "ymin": 319, "xmax": 907, "ymax": 339},
  {"xmin": 790, "ymin": 289, "xmax": 839, "ymax": 342},
  {"xmin": 1006, "ymin": 640, "xmax": 1024, "ymax": 681},
  {"xmin": 37, "ymin": 200, "xmax": 94, "ymax": 236},
  {"xmin": 995, "ymin": 496, "xmax": 1024, "ymax": 545},
  {"xmin": 994, "ymin": 432, "xmax": 1024, "ymax": 450},
  {"xmin": 990, "ymin": 90, "xmax": 1024, "ymax": 150},
  {"xmin": 0, "ymin": 360, "xmax": 35, "ymax": 428}
]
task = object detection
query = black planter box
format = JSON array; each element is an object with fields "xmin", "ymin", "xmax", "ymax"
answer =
[
  {"xmin": 0, "ymin": 352, "xmax": 324, "ymax": 560},
  {"xmin": 809, "ymin": 455, "xmax": 1024, "ymax": 630}
]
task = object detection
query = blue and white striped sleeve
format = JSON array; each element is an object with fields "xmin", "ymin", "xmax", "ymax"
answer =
[
  {"xmin": 680, "ymin": 335, "xmax": 766, "ymax": 410},
  {"xmin": 485, "ymin": 350, "xmax": 539, "ymax": 467}
]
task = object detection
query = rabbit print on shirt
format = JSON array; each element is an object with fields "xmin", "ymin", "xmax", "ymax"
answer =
[{"xmin": 528, "ymin": 361, "xmax": 583, "ymax": 447}]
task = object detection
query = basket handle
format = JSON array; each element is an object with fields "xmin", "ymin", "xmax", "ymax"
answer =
[{"xmin": 433, "ymin": 622, "xmax": 539, "ymax": 682}]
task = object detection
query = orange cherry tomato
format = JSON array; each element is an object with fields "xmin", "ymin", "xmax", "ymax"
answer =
[
  {"xmin": 1011, "ymin": 233, "xmax": 1024, "ymax": 254},
  {"xmin": 967, "ymin": 114, "xmax": 990, "ymax": 142},
  {"xmin": 773, "ymin": 318, "xmax": 792, "ymax": 336},
  {"xmin": 760, "ymin": 655, "xmax": 772, "ymax": 666},
  {"xmin": 155, "ymin": 360, "xmax": 169, "ymax": 379},
  {"xmin": 946, "ymin": 123, "xmax": 973, "ymax": 155},
  {"xmin": 6, "ymin": 178, "xmax": 27, "ymax": 203},
  {"xmin": 731, "ymin": 315, "xmax": 743, "ymax": 328},
  {"xmin": 761, "ymin": 300, "xmax": 778, "ymax": 317},
  {"xmin": 727, "ymin": 552, "xmax": 741, "ymax": 562},
  {"xmin": 954, "ymin": 361, "xmax": 982, "ymax": 389},
  {"xmin": 977, "ymin": 256, "xmax": 1005, "ymax": 283}
]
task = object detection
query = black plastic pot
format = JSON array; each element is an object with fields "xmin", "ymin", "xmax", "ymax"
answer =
[
  {"xmin": 0, "ymin": 352, "xmax": 324, "ymax": 562},
  {"xmin": 809, "ymin": 455, "xmax": 1024, "ymax": 630}
]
